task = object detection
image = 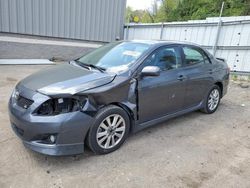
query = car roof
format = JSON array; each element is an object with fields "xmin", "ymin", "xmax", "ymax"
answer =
[{"xmin": 126, "ymin": 40, "xmax": 202, "ymax": 48}]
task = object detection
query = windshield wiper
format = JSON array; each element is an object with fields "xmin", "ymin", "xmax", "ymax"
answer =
[
  {"xmin": 74, "ymin": 60, "xmax": 91, "ymax": 70},
  {"xmin": 85, "ymin": 63, "xmax": 106, "ymax": 73},
  {"xmin": 74, "ymin": 60, "xmax": 105, "ymax": 73}
]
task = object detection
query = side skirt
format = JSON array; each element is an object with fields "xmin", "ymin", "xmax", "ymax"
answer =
[{"xmin": 132, "ymin": 102, "xmax": 204, "ymax": 133}]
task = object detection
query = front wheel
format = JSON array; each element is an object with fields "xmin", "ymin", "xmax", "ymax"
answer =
[
  {"xmin": 201, "ymin": 85, "xmax": 221, "ymax": 114},
  {"xmin": 86, "ymin": 105, "xmax": 130, "ymax": 154}
]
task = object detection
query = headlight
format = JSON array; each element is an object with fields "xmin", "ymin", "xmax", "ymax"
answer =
[
  {"xmin": 12, "ymin": 88, "xmax": 20, "ymax": 100},
  {"xmin": 35, "ymin": 98, "xmax": 82, "ymax": 115}
]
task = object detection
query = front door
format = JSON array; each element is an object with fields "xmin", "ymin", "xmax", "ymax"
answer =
[{"xmin": 137, "ymin": 45, "xmax": 187, "ymax": 123}]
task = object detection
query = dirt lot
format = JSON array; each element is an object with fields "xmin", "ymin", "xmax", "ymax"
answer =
[{"xmin": 0, "ymin": 65, "xmax": 250, "ymax": 188}]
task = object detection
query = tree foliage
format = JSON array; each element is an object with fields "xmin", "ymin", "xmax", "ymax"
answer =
[{"xmin": 126, "ymin": 0, "xmax": 250, "ymax": 23}]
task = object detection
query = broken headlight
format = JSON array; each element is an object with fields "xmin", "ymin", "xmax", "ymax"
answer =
[{"xmin": 35, "ymin": 98, "xmax": 83, "ymax": 115}]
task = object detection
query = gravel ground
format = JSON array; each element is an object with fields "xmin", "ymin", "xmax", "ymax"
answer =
[{"xmin": 0, "ymin": 65, "xmax": 250, "ymax": 188}]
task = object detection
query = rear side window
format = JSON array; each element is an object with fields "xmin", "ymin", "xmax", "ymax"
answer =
[
  {"xmin": 143, "ymin": 46, "xmax": 182, "ymax": 71},
  {"xmin": 183, "ymin": 46, "xmax": 210, "ymax": 66}
]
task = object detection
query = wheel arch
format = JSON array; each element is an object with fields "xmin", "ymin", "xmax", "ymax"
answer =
[
  {"xmin": 214, "ymin": 81, "xmax": 223, "ymax": 97},
  {"xmin": 109, "ymin": 102, "xmax": 135, "ymax": 133}
]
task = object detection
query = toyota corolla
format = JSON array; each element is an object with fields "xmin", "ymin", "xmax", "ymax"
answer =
[{"xmin": 9, "ymin": 40, "xmax": 230, "ymax": 156}]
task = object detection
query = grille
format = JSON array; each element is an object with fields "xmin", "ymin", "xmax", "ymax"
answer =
[{"xmin": 16, "ymin": 95, "xmax": 34, "ymax": 109}]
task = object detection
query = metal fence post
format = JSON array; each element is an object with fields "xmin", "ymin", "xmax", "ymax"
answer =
[
  {"xmin": 212, "ymin": 1, "xmax": 224, "ymax": 56},
  {"xmin": 125, "ymin": 24, "xmax": 129, "ymax": 40},
  {"xmin": 212, "ymin": 20, "xmax": 223, "ymax": 56},
  {"xmin": 160, "ymin": 22, "xmax": 164, "ymax": 40}
]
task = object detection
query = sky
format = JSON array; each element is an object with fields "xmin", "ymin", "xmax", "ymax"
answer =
[{"xmin": 126, "ymin": 0, "xmax": 154, "ymax": 10}]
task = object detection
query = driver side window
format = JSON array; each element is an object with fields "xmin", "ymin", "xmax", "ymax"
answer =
[{"xmin": 143, "ymin": 46, "xmax": 182, "ymax": 71}]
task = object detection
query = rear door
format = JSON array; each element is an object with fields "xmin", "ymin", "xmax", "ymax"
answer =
[
  {"xmin": 137, "ymin": 45, "xmax": 187, "ymax": 123},
  {"xmin": 180, "ymin": 45, "xmax": 214, "ymax": 108}
]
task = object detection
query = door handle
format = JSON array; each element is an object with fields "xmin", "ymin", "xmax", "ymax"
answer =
[{"xmin": 177, "ymin": 75, "xmax": 187, "ymax": 81}]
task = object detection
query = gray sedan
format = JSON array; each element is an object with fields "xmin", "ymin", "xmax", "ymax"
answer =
[{"xmin": 9, "ymin": 40, "xmax": 230, "ymax": 156}]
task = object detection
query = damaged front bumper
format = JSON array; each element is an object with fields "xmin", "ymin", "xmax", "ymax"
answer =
[{"xmin": 8, "ymin": 86, "xmax": 94, "ymax": 156}]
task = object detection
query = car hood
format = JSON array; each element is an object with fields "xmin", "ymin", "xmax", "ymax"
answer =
[{"xmin": 18, "ymin": 62, "xmax": 116, "ymax": 96}]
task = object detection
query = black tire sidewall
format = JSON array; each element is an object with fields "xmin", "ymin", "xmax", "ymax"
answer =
[
  {"xmin": 87, "ymin": 105, "xmax": 130, "ymax": 154},
  {"xmin": 204, "ymin": 85, "xmax": 221, "ymax": 114}
]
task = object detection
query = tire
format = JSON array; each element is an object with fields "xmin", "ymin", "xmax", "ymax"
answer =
[
  {"xmin": 86, "ymin": 105, "xmax": 130, "ymax": 154},
  {"xmin": 201, "ymin": 85, "xmax": 221, "ymax": 114}
]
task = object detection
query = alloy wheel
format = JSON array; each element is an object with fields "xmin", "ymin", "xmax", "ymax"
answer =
[
  {"xmin": 208, "ymin": 88, "xmax": 220, "ymax": 111},
  {"xmin": 96, "ymin": 114, "xmax": 126, "ymax": 149}
]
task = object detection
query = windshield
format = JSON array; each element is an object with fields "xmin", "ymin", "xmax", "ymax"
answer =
[{"xmin": 77, "ymin": 42, "xmax": 150, "ymax": 73}]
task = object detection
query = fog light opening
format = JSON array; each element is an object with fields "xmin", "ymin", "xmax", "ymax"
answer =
[{"xmin": 49, "ymin": 135, "xmax": 56, "ymax": 144}]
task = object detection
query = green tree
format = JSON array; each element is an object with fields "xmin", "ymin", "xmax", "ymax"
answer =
[
  {"xmin": 141, "ymin": 11, "xmax": 155, "ymax": 23},
  {"xmin": 125, "ymin": 6, "xmax": 134, "ymax": 23},
  {"xmin": 166, "ymin": 0, "xmax": 250, "ymax": 21},
  {"xmin": 126, "ymin": 0, "xmax": 250, "ymax": 23},
  {"xmin": 154, "ymin": 0, "xmax": 180, "ymax": 22}
]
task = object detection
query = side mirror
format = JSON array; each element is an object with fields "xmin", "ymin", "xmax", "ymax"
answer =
[{"xmin": 141, "ymin": 66, "xmax": 160, "ymax": 77}]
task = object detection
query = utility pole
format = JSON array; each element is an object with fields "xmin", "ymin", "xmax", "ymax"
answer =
[{"xmin": 212, "ymin": 1, "xmax": 225, "ymax": 56}]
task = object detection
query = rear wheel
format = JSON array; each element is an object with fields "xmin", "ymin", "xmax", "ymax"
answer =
[
  {"xmin": 201, "ymin": 85, "xmax": 221, "ymax": 114},
  {"xmin": 86, "ymin": 105, "xmax": 130, "ymax": 154}
]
